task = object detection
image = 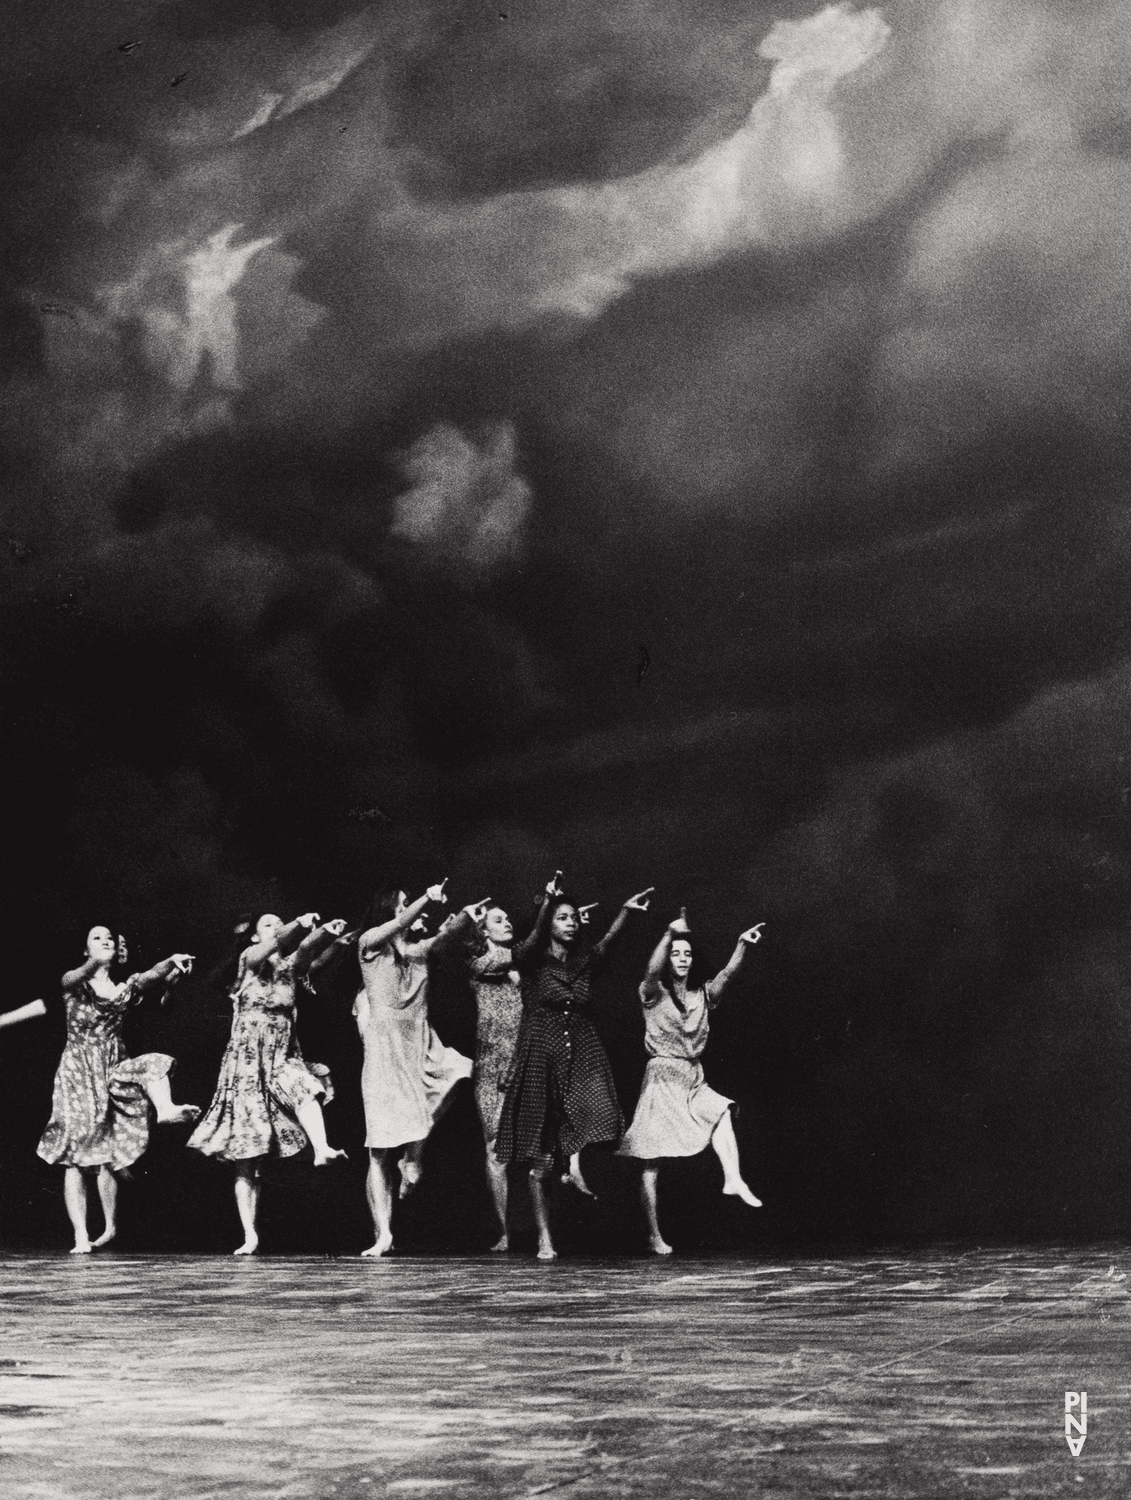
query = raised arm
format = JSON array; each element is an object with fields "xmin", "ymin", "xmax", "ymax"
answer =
[
  {"xmin": 705, "ymin": 924, "xmax": 765, "ymax": 1007},
  {"xmin": 358, "ymin": 882, "xmax": 447, "ymax": 955},
  {"xmin": 61, "ymin": 955, "xmax": 101, "ymax": 991},
  {"xmin": 243, "ymin": 913, "xmax": 320, "ymax": 970},
  {"xmin": 513, "ymin": 871, "xmax": 564, "ymax": 962},
  {"xmin": 641, "ymin": 909, "xmax": 688, "ymax": 1002},
  {"xmin": 418, "ymin": 905, "xmax": 480, "ymax": 957},
  {"xmin": 591, "ymin": 887, "xmax": 654, "ymax": 968},
  {"xmin": 294, "ymin": 920, "xmax": 348, "ymax": 975}
]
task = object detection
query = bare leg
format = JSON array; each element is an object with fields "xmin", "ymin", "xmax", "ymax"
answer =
[
  {"xmin": 485, "ymin": 1151, "xmax": 509, "ymax": 1251},
  {"xmin": 399, "ymin": 1139, "xmax": 424, "ymax": 1199},
  {"xmin": 640, "ymin": 1163, "xmax": 672, "ymax": 1255},
  {"xmin": 233, "ymin": 1162, "xmax": 261, "ymax": 1254},
  {"xmin": 143, "ymin": 1074, "xmax": 200, "ymax": 1126},
  {"xmin": 529, "ymin": 1159, "xmax": 556, "ymax": 1260},
  {"xmin": 91, "ymin": 1166, "xmax": 118, "ymax": 1247},
  {"xmin": 294, "ymin": 1099, "xmax": 347, "ymax": 1167},
  {"xmin": 712, "ymin": 1110, "xmax": 762, "ymax": 1207},
  {"xmin": 562, "ymin": 1150, "xmax": 595, "ymax": 1197},
  {"xmin": 362, "ymin": 1149, "xmax": 394, "ymax": 1257},
  {"xmin": 63, "ymin": 1167, "xmax": 92, "ymax": 1254}
]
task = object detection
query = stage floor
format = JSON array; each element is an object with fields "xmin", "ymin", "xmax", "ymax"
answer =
[{"xmin": 1, "ymin": 1248, "xmax": 1127, "ymax": 1498}]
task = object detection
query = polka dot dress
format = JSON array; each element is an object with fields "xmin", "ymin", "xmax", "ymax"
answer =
[{"xmin": 495, "ymin": 950, "xmax": 623, "ymax": 1165}]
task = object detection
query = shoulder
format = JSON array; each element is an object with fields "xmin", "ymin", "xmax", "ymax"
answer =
[{"xmin": 639, "ymin": 979, "xmax": 668, "ymax": 1010}]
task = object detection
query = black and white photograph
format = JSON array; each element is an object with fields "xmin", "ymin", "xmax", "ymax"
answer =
[{"xmin": 1, "ymin": 1, "xmax": 1128, "ymax": 1495}]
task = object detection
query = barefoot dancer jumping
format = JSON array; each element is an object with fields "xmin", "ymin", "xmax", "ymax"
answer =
[
  {"xmin": 37, "ymin": 927, "xmax": 198, "ymax": 1254},
  {"xmin": 496, "ymin": 877, "xmax": 654, "ymax": 1260},
  {"xmin": 619, "ymin": 910, "xmax": 765, "ymax": 1255},
  {"xmin": 354, "ymin": 881, "xmax": 476, "ymax": 1259},
  {"xmin": 188, "ymin": 911, "xmax": 348, "ymax": 1254}
]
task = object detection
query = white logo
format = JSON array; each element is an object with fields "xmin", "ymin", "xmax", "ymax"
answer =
[{"xmin": 1065, "ymin": 1391, "xmax": 1087, "ymax": 1456}]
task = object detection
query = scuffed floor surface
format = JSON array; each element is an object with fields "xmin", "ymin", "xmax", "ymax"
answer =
[{"xmin": 1, "ymin": 1249, "xmax": 1128, "ymax": 1498}]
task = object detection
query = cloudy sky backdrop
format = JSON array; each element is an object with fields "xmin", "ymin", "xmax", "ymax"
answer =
[{"xmin": 4, "ymin": 0, "xmax": 1131, "ymax": 1247}]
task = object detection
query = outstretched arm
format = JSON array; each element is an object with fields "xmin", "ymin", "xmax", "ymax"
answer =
[
  {"xmin": 61, "ymin": 955, "xmax": 100, "ymax": 991},
  {"xmin": 417, "ymin": 902, "xmax": 485, "ymax": 957},
  {"xmin": 294, "ymin": 920, "xmax": 348, "ymax": 975},
  {"xmin": 513, "ymin": 871, "xmax": 564, "ymax": 962},
  {"xmin": 130, "ymin": 953, "xmax": 195, "ymax": 1002},
  {"xmin": 591, "ymin": 887, "xmax": 655, "ymax": 969},
  {"xmin": 705, "ymin": 924, "xmax": 765, "ymax": 1007},
  {"xmin": 243, "ymin": 913, "xmax": 320, "ymax": 970},
  {"xmin": 0, "ymin": 999, "xmax": 47, "ymax": 1030},
  {"xmin": 359, "ymin": 882, "xmax": 447, "ymax": 955}
]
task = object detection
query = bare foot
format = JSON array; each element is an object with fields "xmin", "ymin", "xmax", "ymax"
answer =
[
  {"xmin": 91, "ymin": 1226, "xmax": 117, "ymax": 1248},
  {"xmin": 155, "ymin": 1104, "xmax": 201, "ymax": 1125},
  {"xmin": 561, "ymin": 1168, "xmax": 595, "ymax": 1198},
  {"xmin": 69, "ymin": 1241, "xmax": 93, "ymax": 1255},
  {"xmin": 723, "ymin": 1180, "xmax": 762, "ymax": 1208},
  {"xmin": 312, "ymin": 1147, "xmax": 348, "ymax": 1167},
  {"xmin": 648, "ymin": 1235, "xmax": 673, "ymax": 1256},
  {"xmin": 233, "ymin": 1236, "xmax": 259, "ymax": 1256},
  {"xmin": 361, "ymin": 1234, "xmax": 394, "ymax": 1258},
  {"xmin": 536, "ymin": 1240, "xmax": 558, "ymax": 1261},
  {"xmin": 398, "ymin": 1157, "xmax": 422, "ymax": 1199},
  {"xmin": 489, "ymin": 1234, "xmax": 509, "ymax": 1253}
]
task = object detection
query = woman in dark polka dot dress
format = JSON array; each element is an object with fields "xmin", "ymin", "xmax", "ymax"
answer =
[
  {"xmin": 619, "ymin": 909, "xmax": 765, "ymax": 1255},
  {"xmin": 496, "ymin": 875, "xmax": 654, "ymax": 1260}
]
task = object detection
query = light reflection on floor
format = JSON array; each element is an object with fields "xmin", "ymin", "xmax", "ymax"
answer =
[{"xmin": 0, "ymin": 1249, "xmax": 1127, "ymax": 1497}]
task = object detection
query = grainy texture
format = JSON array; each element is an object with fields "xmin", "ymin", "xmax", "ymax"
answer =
[{"xmin": 0, "ymin": 1250, "xmax": 1127, "ymax": 1497}]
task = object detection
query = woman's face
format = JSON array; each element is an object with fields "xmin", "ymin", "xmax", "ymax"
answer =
[
  {"xmin": 484, "ymin": 907, "xmax": 513, "ymax": 944},
  {"xmin": 670, "ymin": 938, "xmax": 693, "ymax": 979},
  {"xmin": 551, "ymin": 904, "xmax": 580, "ymax": 945},
  {"xmin": 86, "ymin": 926, "xmax": 117, "ymax": 964},
  {"xmin": 394, "ymin": 891, "xmax": 409, "ymax": 917},
  {"xmin": 256, "ymin": 914, "xmax": 283, "ymax": 943}
]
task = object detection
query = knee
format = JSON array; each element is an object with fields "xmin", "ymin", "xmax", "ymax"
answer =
[{"xmin": 528, "ymin": 1160, "xmax": 551, "ymax": 1182}]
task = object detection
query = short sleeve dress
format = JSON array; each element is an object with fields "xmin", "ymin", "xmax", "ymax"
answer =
[
  {"xmin": 187, "ymin": 950, "xmax": 333, "ymax": 1161},
  {"xmin": 355, "ymin": 940, "xmax": 472, "ymax": 1149},
  {"xmin": 617, "ymin": 981, "xmax": 733, "ymax": 1159},
  {"xmin": 37, "ymin": 978, "xmax": 176, "ymax": 1171},
  {"xmin": 494, "ymin": 948, "xmax": 623, "ymax": 1166},
  {"xmin": 467, "ymin": 944, "xmax": 524, "ymax": 1152}
]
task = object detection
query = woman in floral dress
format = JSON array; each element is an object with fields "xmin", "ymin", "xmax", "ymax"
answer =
[
  {"xmin": 619, "ymin": 910, "xmax": 765, "ymax": 1255},
  {"xmin": 188, "ymin": 910, "xmax": 348, "ymax": 1255},
  {"xmin": 37, "ymin": 926, "xmax": 198, "ymax": 1254},
  {"xmin": 495, "ymin": 878, "xmax": 654, "ymax": 1260}
]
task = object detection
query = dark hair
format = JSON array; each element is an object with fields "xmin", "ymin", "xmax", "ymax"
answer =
[
  {"xmin": 665, "ymin": 933, "xmax": 714, "ymax": 996},
  {"xmin": 363, "ymin": 889, "xmax": 404, "ymax": 934}
]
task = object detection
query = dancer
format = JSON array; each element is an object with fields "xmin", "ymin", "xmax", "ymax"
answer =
[
  {"xmin": 496, "ymin": 877, "xmax": 654, "ymax": 1260},
  {"xmin": 37, "ymin": 927, "xmax": 198, "ymax": 1254},
  {"xmin": 188, "ymin": 911, "xmax": 348, "ymax": 1255},
  {"xmin": 355, "ymin": 882, "xmax": 480, "ymax": 1258},
  {"xmin": 0, "ymin": 999, "xmax": 47, "ymax": 1029},
  {"xmin": 462, "ymin": 877, "xmax": 565, "ymax": 1251},
  {"xmin": 619, "ymin": 910, "xmax": 765, "ymax": 1255}
]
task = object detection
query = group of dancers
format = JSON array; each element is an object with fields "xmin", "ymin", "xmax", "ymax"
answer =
[{"xmin": 10, "ymin": 874, "xmax": 766, "ymax": 1260}]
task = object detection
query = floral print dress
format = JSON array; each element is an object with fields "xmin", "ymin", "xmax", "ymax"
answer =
[
  {"xmin": 188, "ymin": 950, "xmax": 332, "ymax": 1162},
  {"xmin": 468, "ymin": 945, "xmax": 524, "ymax": 1153},
  {"xmin": 37, "ymin": 979, "xmax": 175, "ymax": 1171}
]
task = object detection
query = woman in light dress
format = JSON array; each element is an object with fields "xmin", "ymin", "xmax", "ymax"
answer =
[
  {"xmin": 188, "ymin": 911, "xmax": 348, "ymax": 1255},
  {"xmin": 619, "ymin": 910, "xmax": 765, "ymax": 1255},
  {"xmin": 37, "ymin": 926, "xmax": 198, "ymax": 1253},
  {"xmin": 354, "ymin": 881, "xmax": 483, "ymax": 1258}
]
